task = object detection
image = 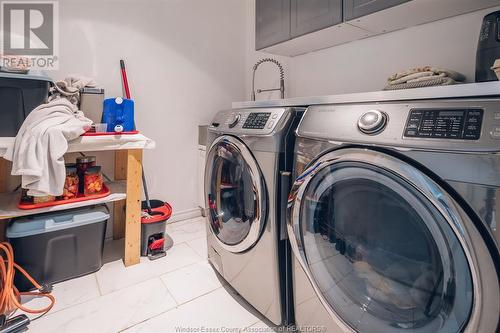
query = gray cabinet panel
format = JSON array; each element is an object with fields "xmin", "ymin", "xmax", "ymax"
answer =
[
  {"xmin": 256, "ymin": 0, "xmax": 291, "ymax": 50},
  {"xmin": 291, "ymin": 0, "xmax": 342, "ymax": 38},
  {"xmin": 344, "ymin": 0, "xmax": 410, "ymax": 21}
]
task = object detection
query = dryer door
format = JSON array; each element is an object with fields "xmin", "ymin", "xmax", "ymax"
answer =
[
  {"xmin": 205, "ymin": 135, "xmax": 266, "ymax": 253},
  {"xmin": 287, "ymin": 148, "xmax": 499, "ymax": 333}
]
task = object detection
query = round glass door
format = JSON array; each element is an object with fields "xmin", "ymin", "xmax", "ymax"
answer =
[
  {"xmin": 205, "ymin": 136, "xmax": 266, "ymax": 253},
  {"xmin": 290, "ymin": 154, "xmax": 475, "ymax": 332}
]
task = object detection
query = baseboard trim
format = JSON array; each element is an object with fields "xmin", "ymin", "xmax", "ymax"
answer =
[{"xmin": 168, "ymin": 207, "xmax": 202, "ymax": 223}]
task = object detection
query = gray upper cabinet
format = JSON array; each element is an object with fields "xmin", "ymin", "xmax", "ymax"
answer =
[
  {"xmin": 256, "ymin": 0, "xmax": 498, "ymax": 56},
  {"xmin": 291, "ymin": 0, "xmax": 342, "ymax": 38},
  {"xmin": 255, "ymin": 0, "xmax": 291, "ymax": 50},
  {"xmin": 343, "ymin": 0, "xmax": 411, "ymax": 21}
]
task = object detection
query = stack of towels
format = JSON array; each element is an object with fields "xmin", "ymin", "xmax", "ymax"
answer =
[{"xmin": 384, "ymin": 66, "xmax": 465, "ymax": 90}]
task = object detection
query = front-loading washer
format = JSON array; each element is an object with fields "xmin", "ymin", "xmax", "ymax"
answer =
[
  {"xmin": 204, "ymin": 107, "xmax": 303, "ymax": 326},
  {"xmin": 287, "ymin": 99, "xmax": 500, "ymax": 332}
]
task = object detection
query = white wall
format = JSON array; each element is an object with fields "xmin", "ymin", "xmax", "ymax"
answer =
[
  {"xmin": 54, "ymin": 0, "xmax": 247, "ymax": 217},
  {"xmin": 245, "ymin": 1, "xmax": 500, "ymax": 99}
]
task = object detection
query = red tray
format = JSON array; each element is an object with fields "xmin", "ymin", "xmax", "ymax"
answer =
[
  {"xmin": 18, "ymin": 183, "xmax": 111, "ymax": 210},
  {"xmin": 82, "ymin": 130, "xmax": 139, "ymax": 136}
]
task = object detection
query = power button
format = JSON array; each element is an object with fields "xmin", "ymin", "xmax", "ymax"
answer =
[
  {"xmin": 490, "ymin": 126, "xmax": 500, "ymax": 139},
  {"xmin": 358, "ymin": 110, "xmax": 388, "ymax": 134}
]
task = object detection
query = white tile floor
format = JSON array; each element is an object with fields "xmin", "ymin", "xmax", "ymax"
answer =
[{"xmin": 21, "ymin": 217, "xmax": 276, "ymax": 333}]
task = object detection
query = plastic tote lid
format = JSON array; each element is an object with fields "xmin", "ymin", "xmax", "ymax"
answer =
[
  {"xmin": 0, "ymin": 71, "xmax": 52, "ymax": 82},
  {"xmin": 7, "ymin": 205, "xmax": 109, "ymax": 238}
]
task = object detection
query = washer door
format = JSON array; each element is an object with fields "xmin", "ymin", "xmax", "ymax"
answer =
[
  {"xmin": 205, "ymin": 135, "xmax": 266, "ymax": 253},
  {"xmin": 288, "ymin": 148, "xmax": 499, "ymax": 333}
]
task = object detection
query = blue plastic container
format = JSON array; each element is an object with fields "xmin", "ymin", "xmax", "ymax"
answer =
[{"xmin": 102, "ymin": 97, "xmax": 135, "ymax": 132}]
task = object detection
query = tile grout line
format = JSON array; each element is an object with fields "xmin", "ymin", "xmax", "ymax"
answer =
[
  {"xmin": 245, "ymin": 319, "xmax": 263, "ymax": 330},
  {"xmin": 157, "ymin": 275, "xmax": 180, "ymax": 307},
  {"xmin": 23, "ymin": 274, "xmax": 103, "ymax": 320},
  {"xmin": 25, "ymin": 292, "xmax": 102, "ymax": 320},
  {"xmin": 173, "ymin": 285, "xmax": 224, "ymax": 307},
  {"xmin": 118, "ymin": 285, "xmax": 226, "ymax": 333},
  {"xmin": 98, "ymin": 256, "xmax": 204, "ymax": 297},
  {"xmin": 184, "ymin": 236, "xmax": 208, "ymax": 259},
  {"xmin": 94, "ymin": 273, "xmax": 104, "ymax": 296},
  {"xmin": 36, "ymin": 275, "xmax": 169, "ymax": 324},
  {"xmin": 97, "ymin": 234, "xmax": 206, "ymax": 295},
  {"xmin": 160, "ymin": 273, "xmax": 223, "ymax": 308}
]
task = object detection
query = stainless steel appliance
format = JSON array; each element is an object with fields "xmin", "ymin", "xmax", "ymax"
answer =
[
  {"xmin": 287, "ymin": 100, "xmax": 500, "ymax": 332},
  {"xmin": 204, "ymin": 107, "xmax": 303, "ymax": 325},
  {"xmin": 476, "ymin": 10, "xmax": 500, "ymax": 82}
]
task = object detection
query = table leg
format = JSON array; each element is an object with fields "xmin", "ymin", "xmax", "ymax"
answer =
[
  {"xmin": 113, "ymin": 151, "xmax": 127, "ymax": 240},
  {"xmin": 0, "ymin": 158, "xmax": 8, "ymax": 193},
  {"xmin": 0, "ymin": 158, "xmax": 9, "ymax": 241},
  {"xmin": 124, "ymin": 149, "xmax": 143, "ymax": 266}
]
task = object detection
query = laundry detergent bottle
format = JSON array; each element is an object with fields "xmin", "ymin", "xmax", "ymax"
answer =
[{"xmin": 102, "ymin": 97, "xmax": 135, "ymax": 132}]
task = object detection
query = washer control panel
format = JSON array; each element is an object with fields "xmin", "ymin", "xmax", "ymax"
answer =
[
  {"xmin": 243, "ymin": 112, "xmax": 271, "ymax": 129},
  {"xmin": 210, "ymin": 108, "xmax": 288, "ymax": 135},
  {"xmin": 404, "ymin": 109, "xmax": 483, "ymax": 140}
]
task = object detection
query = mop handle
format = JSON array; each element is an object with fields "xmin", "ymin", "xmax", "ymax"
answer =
[
  {"xmin": 120, "ymin": 59, "xmax": 131, "ymax": 99},
  {"xmin": 120, "ymin": 59, "xmax": 151, "ymax": 213}
]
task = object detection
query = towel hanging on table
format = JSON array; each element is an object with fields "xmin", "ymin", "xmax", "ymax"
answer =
[{"xmin": 4, "ymin": 78, "xmax": 93, "ymax": 197}]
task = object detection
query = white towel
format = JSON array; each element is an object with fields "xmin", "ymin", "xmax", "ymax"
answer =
[
  {"xmin": 4, "ymin": 99, "xmax": 92, "ymax": 196},
  {"xmin": 49, "ymin": 76, "xmax": 97, "ymax": 105}
]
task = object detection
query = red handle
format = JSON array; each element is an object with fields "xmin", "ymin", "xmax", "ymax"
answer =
[
  {"xmin": 149, "ymin": 238, "xmax": 165, "ymax": 251},
  {"xmin": 120, "ymin": 59, "xmax": 131, "ymax": 99}
]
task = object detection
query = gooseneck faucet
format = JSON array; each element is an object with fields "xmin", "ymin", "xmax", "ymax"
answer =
[{"xmin": 251, "ymin": 58, "xmax": 285, "ymax": 101}]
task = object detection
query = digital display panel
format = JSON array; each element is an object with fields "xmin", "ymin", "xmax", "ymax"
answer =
[{"xmin": 404, "ymin": 109, "xmax": 483, "ymax": 140}]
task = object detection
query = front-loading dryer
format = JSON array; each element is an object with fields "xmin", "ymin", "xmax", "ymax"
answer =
[
  {"xmin": 287, "ymin": 100, "xmax": 500, "ymax": 332},
  {"xmin": 204, "ymin": 107, "xmax": 303, "ymax": 326}
]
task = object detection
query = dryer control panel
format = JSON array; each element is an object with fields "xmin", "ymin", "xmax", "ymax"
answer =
[
  {"xmin": 404, "ymin": 109, "xmax": 483, "ymax": 140},
  {"xmin": 298, "ymin": 100, "xmax": 500, "ymax": 153}
]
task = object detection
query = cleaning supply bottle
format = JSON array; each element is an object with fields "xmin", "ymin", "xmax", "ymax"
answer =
[{"xmin": 102, "ymin": 97, "xmax": 135, "ymax": 132}]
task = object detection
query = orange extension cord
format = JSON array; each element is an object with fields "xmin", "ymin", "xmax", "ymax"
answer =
[{"xmin": 0, "ymin": 242, "xmax": 55, "ymax": 316}]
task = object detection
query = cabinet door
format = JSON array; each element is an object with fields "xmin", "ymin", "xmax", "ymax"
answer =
[
  {"xmin": 291, "ymin": 0, "xmax": 342, "ymax": 38},
  {"xmin": 344, "ymin": 0, "xmax": 410, "ymax": 21},
  {"xmin": 256, "ymin": 0, "xmax": 291, "ymax": 50}
]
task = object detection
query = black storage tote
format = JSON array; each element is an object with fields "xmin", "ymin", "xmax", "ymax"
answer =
[
  {"xmin": 0, "ymin": 72, "xmax": 51, "ymax": 136},
  {"xmin": 7, "ymin": 205, "xmax": 109, "ymax": 291}
]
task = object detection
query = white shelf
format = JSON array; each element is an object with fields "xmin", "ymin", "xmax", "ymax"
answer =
[
  {"xmin": 0, "ymin": 133, "xmax": 155, "ymax": 159},
  {"xmin": 0, "ymin": 181, "xmax": 126, "ymax": 219}
]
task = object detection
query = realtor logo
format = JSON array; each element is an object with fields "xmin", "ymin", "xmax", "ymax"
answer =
[{"xmin": 0, "ymin": 1, "xmax": 59, "ymax": 69}]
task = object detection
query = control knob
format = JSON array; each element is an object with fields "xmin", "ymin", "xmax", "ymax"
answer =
[
  {"xmin": 358, "ymin": 110, "xmax": 388, "ymax": 134},
  {"xmin": 228, "ymin": 114, "xmax": 241, "ymax": 128}
]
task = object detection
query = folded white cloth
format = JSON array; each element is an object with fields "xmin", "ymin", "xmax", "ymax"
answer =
[
  {"xmin": 384, "ymin": 66, "xmax": 465, "ymax": 91},
  {"xmin": 388, "ymin": 66, "xmax": 465, "ymax": 82},
  {"xmin": 384, "ymin": 76, "xmax": 456, "ymax": 91},
  {"xmin": 4, "ymin": 99, "xmax": 92, "ymax": 196}
]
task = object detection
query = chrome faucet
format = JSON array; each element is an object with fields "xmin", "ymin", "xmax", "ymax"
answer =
[{"xmin": 251, "ymin": 58, "xmax": 285, "ymax": 101}]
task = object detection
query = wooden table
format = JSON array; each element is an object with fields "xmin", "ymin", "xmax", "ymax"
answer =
[{"xmin": 0, "ymin": 134, "xmax": 155, "ymax": 267}]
